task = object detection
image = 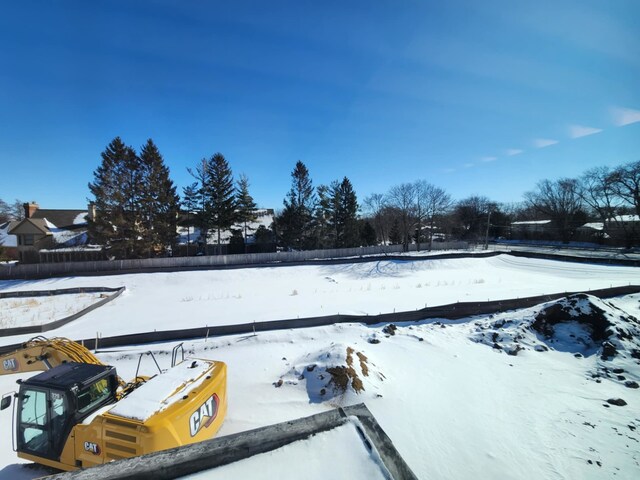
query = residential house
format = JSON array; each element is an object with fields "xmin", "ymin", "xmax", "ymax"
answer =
[
  {"xmin": 8, "ymin": 202, "xmax": 99, "ymax": 263},
  {"xmin": 510, "ymin": 220, "xmax": 552, "ymax": 240}
]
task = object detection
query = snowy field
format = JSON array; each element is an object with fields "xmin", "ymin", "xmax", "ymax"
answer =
[
  {"xmin": 0, "ymin": 254, "xmax": 639, "ymax": 479},
  {"xmin": 0, "ymin": 293, "xmax": 105, "ymax": 329},
  {"xmin": 0, "ymin": 254, "xmax": 638, "ymax": 344}
]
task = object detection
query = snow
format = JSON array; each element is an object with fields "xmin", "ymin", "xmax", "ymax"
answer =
[
  {"xmin": 181, "ymin": 420, "xmax": 388, "ymax": 480},
  {"xmin": 0, "ymin": 254, "xmax": 638, "ymax": 479},
  {"xmin": 0, "ymin": 254, "xmax": 638, "ymax": 344},
  {"xmin": 178, "ymin": 209, "xmax": 274, "ymax": 245},
  {"xmin": 110, "ymin": 359, "xmax": 216, "ymax": 422},
  {"xmin": 73, "ymin": 213, "xmax": 88, "ymax": 225},
  {"xmin": 0, "ymin": 292, "xmax": 106, "ymax": 328},
  {"xmin": 43, "ymin": 218, "xmax": 88, "ymax": 247},
  {"xmin": 512, "ymin": 220, "xmax": 552, "ymax": 225}
]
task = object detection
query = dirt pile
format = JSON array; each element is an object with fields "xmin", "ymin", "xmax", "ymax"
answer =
[
  {"xmin": 470, "ymin": 294, "xmax": 640, "ymax": 380},
  {"xmin": 279, "ymin": 344, "xmax": 385, "ymax": 404}
]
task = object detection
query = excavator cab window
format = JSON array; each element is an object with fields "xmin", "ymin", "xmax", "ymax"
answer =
[
  {"xmin": 18, "ymin": 388, "xmax": 50, "ymax": 456},
  {"xmin": 77, "ymin": 378, "xmax": 111, "ymax": 414}
]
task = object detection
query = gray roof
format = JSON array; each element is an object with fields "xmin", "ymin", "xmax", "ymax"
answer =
[{"xmin": 31, "ymin": 209, "xmax": 87, "ymax": 229}]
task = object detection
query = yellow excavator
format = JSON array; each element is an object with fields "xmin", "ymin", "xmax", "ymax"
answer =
[{"xmin": 0, "ymin": 336, "xmax": 227, "ymax": 471}]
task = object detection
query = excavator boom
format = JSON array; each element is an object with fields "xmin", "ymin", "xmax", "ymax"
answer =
[{"xmin": 1, "ymin": 336, "xmax": 104, "ymax": 375}]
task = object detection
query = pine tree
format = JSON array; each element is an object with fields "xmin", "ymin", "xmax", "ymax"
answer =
[
  {"xmin": 235, "ymin": 174, "xmax": 258, "ymax": 252},
  {"xmin": 278, "ymin": 161, "xmax": 316, "ymax": 249},
  {"xmin": 88, "ymin": 137, "xmax": 141, "ymax": 259},
  {"xmin": 139, "ymin": 139, "xmax": 179, "ymax": 256},
  {"xmin": 389, "ymin": 219, "xmax": 402, "ymax": 245},
  {"xmin": 361, "ymin": 221, "xmax": 377, "ymax": 246},
  {"xmin": 206, "ymin": 153, "xmax": 237, "ymax": 254},
  {"xmin": 313, "ymin": 184, "xmax": 333, "ymax": 248},
  {"xmin": 181, "ymin": 182, "xmax": 200, "ymax": 255},
  {"xmin": 187, "ymin": 158, "xmax": 211, "ymax": 252},
  {"xmin": 328, "ymin": 177, "xmax": 359, "ymax": 248}
]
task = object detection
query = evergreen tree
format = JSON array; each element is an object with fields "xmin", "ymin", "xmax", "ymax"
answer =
[
  {"xmin": 332, "ymin": 177, "xmax": 359, "ymax": 248},
  {"xmin": 236, "ymin": 174, "xmax": 258, "ymax": 251},
  {"xmin": 187, "ymin": 158, "xmax": 211, "ymax": 252},
  {"xmin": 389, "ymin": 219, "xmax": 402, "ymax": 245},
  {"xmin": 139, "ymin": 139, "xmax": 179, "ymax": 256},
  {"xmin": 88, "ymin": 137, "xmax": 141, "ymax": 259},
  {"xmin": 313, "ymin": 184, "xmax": 333, "ymax": 248},
  {"xmin": 278, "ymin": 160, "xmax": 316, "ymax": 249},
  {"xmin": 206, "ymin": 153, "xmax": 237, "ymax": 253},
  {"xmin": 361, "ymin": 220, "xmax": 377, "ymax": 246},
  {"xmin": 181, "ymin": 182, "xmax": 200, "ymax": 255}
]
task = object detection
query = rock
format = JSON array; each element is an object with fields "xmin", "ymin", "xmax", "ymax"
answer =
[
  {"xmin": 534, "ymin": 345, "xmax": 548, "ymax": 352},
  {"xmin": 612, "ymin": 368, "xmax": 624, "ymax": 374},
  {"xmin": 418, "ymin": 337, "xmax": 424, "ymax": 342},
  {"xmin": 274, "ymin": 379, "xmax": 283, "ymax": 388},
  {"xmin": 574, "ymin": 353, "xmax": 583, "ymax": 358},
  {"xmin": 606, "ymin": 398, "xmax": 627, "ymax": 406},
  {"xmin": 617, "ymin": 375, "xmax": 626, "ymax": 381},
  {"xmin": 624, "ymin": 381, "xmax": 639, "ymax": 389},
  {"xmin": 382, "ymin": 324, "xmax": 397, "ymax": 335},
  {"xmin": 507, "ymin": 345, "xmax": 524, "ymax": 356},
  {"xmin": 368, "ymin": 338, "xmax": 381, "ymax": 344},
  {"xmin": 601, "ymin": 342, "xmax": 617, "ymax": 359},
  {"xmin": 492, "ymin": 343, "xmax": 502, "ymax": 350}
]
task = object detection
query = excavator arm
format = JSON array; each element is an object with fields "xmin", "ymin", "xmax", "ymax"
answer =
[{"xmin": 0, "ymin": 336, "xmax": 104, "ymax": 375}]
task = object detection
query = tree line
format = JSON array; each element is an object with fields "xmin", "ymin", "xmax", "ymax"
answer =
[{"xmin": 1, "ymin": 136, "xmax": 638, "ymax": 259}]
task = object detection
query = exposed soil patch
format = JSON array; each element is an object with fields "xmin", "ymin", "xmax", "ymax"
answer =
[
  {"xmin": 282, "ymin": 344, "xmax": 383, "ymax": 404},
  {"xmin": 532, "ymin": 294, "xmax": 612, "ymax": 342}
]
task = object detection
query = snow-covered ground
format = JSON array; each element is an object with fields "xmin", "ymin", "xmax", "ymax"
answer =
[
  {"xmin": 0, "ymin": 254, "xmax": 638, "ymax": 344},
  {"xmin": 0, "ymin": 254, "xmax": 638, "ymax": 479},
  {"xmin": 0, "ymin": 293, "xmax": 105, "ymax": 329}
]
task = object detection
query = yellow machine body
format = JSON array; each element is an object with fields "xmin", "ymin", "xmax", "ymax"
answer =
[{"xmin": 1, "ymin": 337, "xmax": 227, "ymax": 472}]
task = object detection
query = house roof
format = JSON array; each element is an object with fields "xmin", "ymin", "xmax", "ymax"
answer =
[
  {"xmin": 8, "ymin": 218, "xmax": 51, "ymax": 235},
  {"xmin": 609, "ymin": 215, "xmax": 640, "ymax": 223},
  {"xmin": 31, "ymin": 209, "xmax": 87, "ymax": 229},
  {"xmin": 511, "ymin": 220, "xmax": 552, "ymax": 226}
]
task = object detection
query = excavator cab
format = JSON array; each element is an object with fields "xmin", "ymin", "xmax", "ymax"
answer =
[{"xmin": 9, "ymin": 362, "xmax": 118, "ymax": 462}]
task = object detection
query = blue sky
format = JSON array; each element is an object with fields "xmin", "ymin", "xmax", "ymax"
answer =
[{"xmin": 1, "ymin": 0, "xmax": 639, "ymax": 211}]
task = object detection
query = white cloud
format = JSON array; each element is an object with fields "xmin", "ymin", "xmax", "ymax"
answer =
[
  {"xmin": 480, "ymin": 156, "xmax": 497, "ymax": 162},
  {"xmin": 442, "ymin": 167, "xmax": 456, "ymax": 174},
  {"xmin": 532, "ymin": 138, "xmax": 558, "ymax": 148},
  {"xmin": 611, "ymin": 106, "xmax": 640, "ymax": 126},
  {"xmin": 568, "ymin": 124, "xmax": 603, "ymax": 138},
  {"xmin": 506, "ymin": 149, "xmax": 523, "ymax": 156},
  {"xmin": 463, "ymin": 163, "xmax": 474, "ymax": 168}
]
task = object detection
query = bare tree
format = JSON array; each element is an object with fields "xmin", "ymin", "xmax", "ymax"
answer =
[
  {"xmin": 386, "ymin": 183, "xmax": 416, "ymax": 251},
  {"xmin": 0, "ymin": 198, "xmax": 11, "ymax": 224},
  {"xmin": 417, "ymin": 182, "xmax": 452, "ymax": 250},
  {"xmin": 577, "ymin": 167, "xmax": 620, "ymax": 239},
  {"xmin": 524, "ymin": 178, "xmax": 586, "ymax": 243},
  {"xmin": 453, "ymin": 195, "xmax": 494, "ymax": 242},
  {"xmin": 362, "ymin": 193, "xmax": 387, "ymax": 244},
  {"xmin": 609, "ymin": 160, "xmax": 640, "ymax": 216}
]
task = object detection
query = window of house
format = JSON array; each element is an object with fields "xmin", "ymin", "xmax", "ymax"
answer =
[{"xmin": 23, "ymin": 234, "xmax": 34, "ymax": 246}]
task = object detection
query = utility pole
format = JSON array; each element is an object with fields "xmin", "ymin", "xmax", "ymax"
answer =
[{"xmin": 484, "ymin": 210, "xmax": 492, "ymax": 250}]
